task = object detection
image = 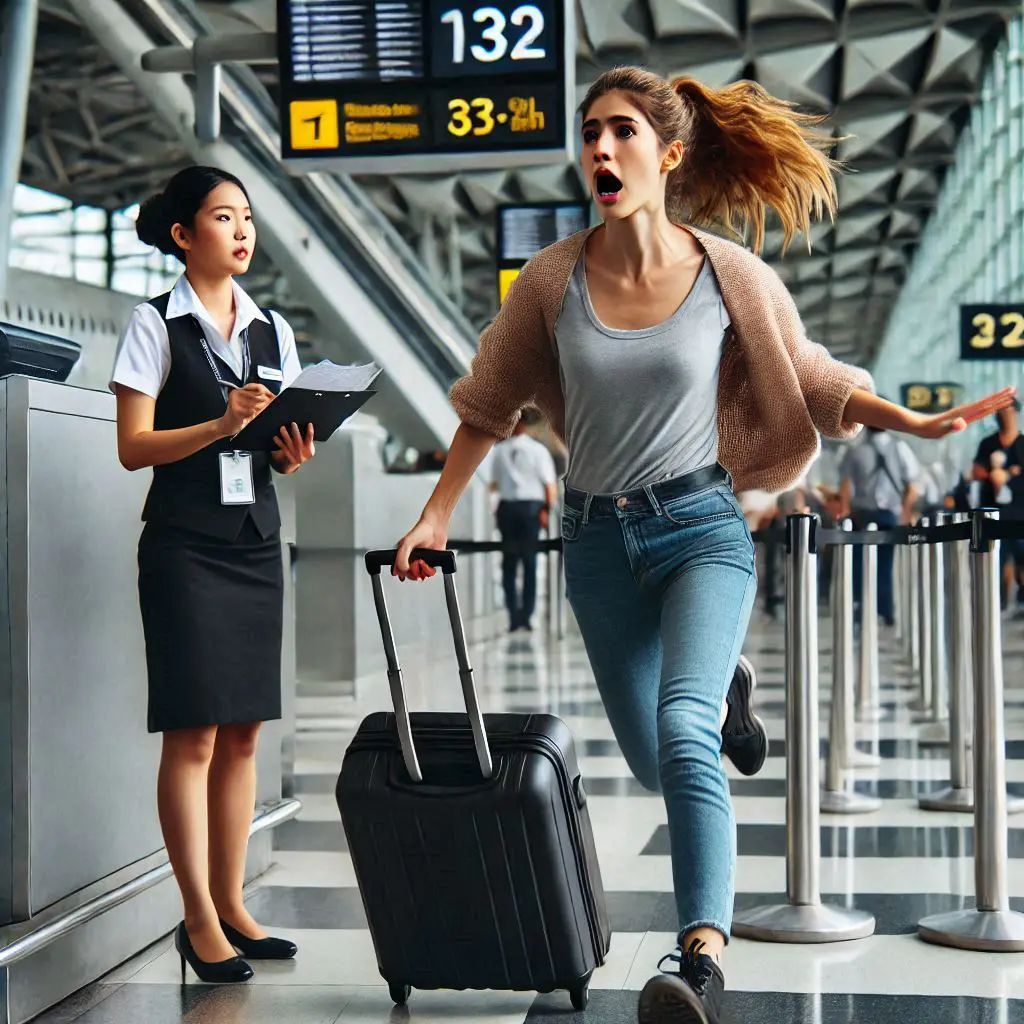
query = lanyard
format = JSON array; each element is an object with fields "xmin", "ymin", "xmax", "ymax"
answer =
[{"xmin": 192, "ymin": 315, "xmax": 250, "ymax": 391}]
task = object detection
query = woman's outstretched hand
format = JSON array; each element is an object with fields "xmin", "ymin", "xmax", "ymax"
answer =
[
  {"xmin": 904, "ymin": 386, "xmax": 1018, "ymax": 439},
  {"xmin": 393, "ymin": 516, "xmax": 448, "ymax": 581}
]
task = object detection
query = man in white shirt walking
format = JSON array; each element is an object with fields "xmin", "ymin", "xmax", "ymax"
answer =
[{"xmin": 490, "ymin": 414, "xmax": 558, "ymax": 632}]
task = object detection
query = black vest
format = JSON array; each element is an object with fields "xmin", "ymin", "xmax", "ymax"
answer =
[{"xmin": 141, "ymin": 293, "xmax": 283, "ymax": 541}]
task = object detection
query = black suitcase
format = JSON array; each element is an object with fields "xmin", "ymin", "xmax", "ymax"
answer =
[{"xmin": 337, "ymin": 548, "xmax": 611, "ymax": 1012}]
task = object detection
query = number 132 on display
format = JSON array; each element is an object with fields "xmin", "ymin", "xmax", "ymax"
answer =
[{"xmin": 434, "ymin": 1, "xmax": 556, "ymax": 71}]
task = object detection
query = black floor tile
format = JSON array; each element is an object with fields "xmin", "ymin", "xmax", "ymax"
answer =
[{"xmin": 526, "ymin": 989, "xmax": 1024, "ymax": 1023}]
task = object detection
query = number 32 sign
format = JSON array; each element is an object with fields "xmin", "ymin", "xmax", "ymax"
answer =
[{"xmin": 961, "ymin": 304, "xmax": 1024, "ymax": 360}]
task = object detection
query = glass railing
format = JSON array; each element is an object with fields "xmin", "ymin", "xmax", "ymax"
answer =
[{"xmin": 127, "ymin": 0, "xmax": 479, "ymax": 386}]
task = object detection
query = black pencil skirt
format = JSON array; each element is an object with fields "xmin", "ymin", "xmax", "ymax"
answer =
[{"xmin": 138, "ymin": 518, "xmax": 284, "ymax": 733}]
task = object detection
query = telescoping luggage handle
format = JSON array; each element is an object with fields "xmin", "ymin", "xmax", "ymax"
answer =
[{"xmin": 364, "ymin": 549, "xmax": 493, "ymax": 783}]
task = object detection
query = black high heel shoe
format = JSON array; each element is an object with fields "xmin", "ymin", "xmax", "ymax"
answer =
[
  {"xmin": 220, "ymin": 918, "xmax": 298, "ymax": 960},
  {"xmin": 174, "ymin": 922, "xmax": 254, "ymax": 984}
]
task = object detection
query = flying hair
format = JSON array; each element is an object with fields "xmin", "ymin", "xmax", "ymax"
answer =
[{"xmin": 579, "ymin": 67, "xmax": 841, "ymax": 255}]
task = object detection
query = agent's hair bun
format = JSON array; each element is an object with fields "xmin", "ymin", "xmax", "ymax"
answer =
[{"xmin": 136, "ymin": 192, "xmax": 176, "ymax": 255}]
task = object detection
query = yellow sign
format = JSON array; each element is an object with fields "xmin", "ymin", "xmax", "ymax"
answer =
[
  {"xmin": 499, "ymin": 268, "xmax": 521, "ymax": 303},
  {"xmin": 905, "ymin": 384, "xmax": 933, "ymax": 411},
  {"xmin": 289, "ymin": 100, "xmax": 339, "ymax": 150},
  {"xmin": 968, "ymin": 310, "xmax": 1024, "ymax": 349}
]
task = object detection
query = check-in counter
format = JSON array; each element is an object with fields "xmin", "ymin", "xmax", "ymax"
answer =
[{"xmin": 0, "ymin": 377, "xmax": 297, "ymax": 1023}]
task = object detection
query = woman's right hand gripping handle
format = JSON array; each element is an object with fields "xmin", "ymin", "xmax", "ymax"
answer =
[{"xmin": 393, "ymin": 422, "xmax": 500, "ymax": 581}]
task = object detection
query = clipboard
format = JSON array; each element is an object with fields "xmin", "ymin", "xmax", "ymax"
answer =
[{"xmin": 231, "ymin": 387, "xmax": 377, "ymax": 451}]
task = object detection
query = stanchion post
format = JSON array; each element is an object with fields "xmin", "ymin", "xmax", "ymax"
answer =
[
  {"xmin": 907, "ymin": 535, "xmax": 920, "ymax": 671},
  {"xmin": 920, "ymin": 511, "xmax": 973, "ymax": 812},
  {"xmin": 919, "ymin": 509, "xmax": 1024, "ymax": 950},
  {"xmin": 856, "ymin": 523, "xmax": 884, "ymax": 724},
  {"xmin": 732, "ymin": 514, "xmax": 875, "ymax": 943},
  {"xmin": 822, "ymin": 520, "xmax": 882, "ymax": 814},
  {"xmin": 910, "ymin": 518, "xmax": 932, "ymax": 713},
  {"xmin": 919, "ymin": 514, "xmax": 951, "ymax": 745},
  {"xmin": 894, "ymin": 544, "xmax": 905, "ymax": 644}
]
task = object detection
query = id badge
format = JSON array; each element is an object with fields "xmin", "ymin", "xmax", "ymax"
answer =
[{"xmin": 219, "ymin": 451, "xmax": 255, "ymax": 505}]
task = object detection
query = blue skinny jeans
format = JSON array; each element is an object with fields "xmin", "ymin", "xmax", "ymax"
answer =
[{"xmin": 560, "ymin": 468, "xmax": 756, "ymax": 940}]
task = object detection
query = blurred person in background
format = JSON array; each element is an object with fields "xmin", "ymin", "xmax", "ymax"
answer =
[
  {"xmin": 490, "ymin": 410, "xmax": 559, "ymax": 632},
  {"xmin": 840, "ymin": 418, "xmax": 920, "ymax": 627},
  {"xmin": 973, "ymin": 399, "xmax": 1024, "ymax": 612}
]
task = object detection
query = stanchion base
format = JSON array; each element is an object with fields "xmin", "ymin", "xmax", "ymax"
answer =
[
  {"xmin": 917, "ymin": 720, "xmax": 950, "ymax": 746},
  {"xmin": 732, "ymin": 903, "xmax": 876, "ymax": 943},
  {"xmin": 821, "ymin": 789, "xmax": 883, "ymax": 815},
  {"xmin": 918, "ymin": 787, "xmax": 974, "ymax": 813},
  {"xmin": 845, "ymin": 748, "xmax": 882, "ymax": 769},
  {"xmin": 919, "ymin": 909, "xmax": 1024, "ymax": 951}
]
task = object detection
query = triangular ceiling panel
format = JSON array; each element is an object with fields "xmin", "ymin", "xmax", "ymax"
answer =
[
  {"xmin": 838, "ymin": 168, "xmax": 899, "ymax": 207},
  {"xmin": 793, "ymin": 284, "xmax": 831, "ymax": 309},
  {"xmin": 838, "ymin": 111, "xmax": 909, "ymax": 162},
  {"xmin": 906, "ymin": 110, "xmax": 957, "ymax": 153},
  {"xmin": 924, "ymin": 26, "xmax": 984, "ymax": 92},
  {"xmin": 889, "ymin": 208, "xmax": 924, "ymax": 237},
  {"xmin": 578, "ymin": 0, "xmax": 649, "ymax": 53},
  {"xmin": 667, "ymin": 57, "xmax": 746, "ymax": 88},
  {"xmin": 832, "ymin": 249, "xmax": 878, "ymax": 276},
  {"xmin": 791, "ymin": 256, "xmax": 833, "ymax": 281},
  {"xmin": 831, "ymin": 275, "xmax": 873, "ymax": 299},
  {"xmin": 834, "ymin": 208, "xmax": 891, "ymax": 245},
  {"xmin": 391, "ymin": 177, "xmax": 462, "ymax": 219},
  {"xmin": 755, "ymin": 42, "xmax": 839, "ymax": 110},
  {"xmin": 897, "ymin": 166, "xmax": 941, "ymax": 202},
  {"xmin": 840, "ymin": 28, "xmax": 934, "ymax": 100},
  {"xmin": 748, "ymin": 0, "xmax": 837, "ymax": 23},
  {"xmin": 649, "ymin": 0, "xmax": 742, "ymax": 42},
  {"xmin": 459, "ymin": 172, "xmax": 511, "ymax": 216},
  {"xmin": 877, "ymin": 246, "xmax": 909, "ymax": 271},
  {"xmin": 513, "ymin": 165, "xmax": 574, "ymax": 203}
]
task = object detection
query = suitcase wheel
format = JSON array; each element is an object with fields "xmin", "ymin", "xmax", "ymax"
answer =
[
  {"xmin": 388, "ymin": 982, "xmax": 411, "ymax": 1006},
  {"xmin": 569, "ymin": 979, "xmax": 590, "ymax": 1011}
]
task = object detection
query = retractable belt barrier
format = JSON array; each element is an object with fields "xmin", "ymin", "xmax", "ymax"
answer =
[
  {"xmin": 753, "ymin": 518, "xmax": 1024, "ymax": 547},
  {"xmin": 734, "ymin": 507, "xmax": 1024, "ymax": 951}
]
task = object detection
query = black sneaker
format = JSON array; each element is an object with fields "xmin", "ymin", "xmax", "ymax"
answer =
[
  {"xmin": 637, "ymin": 939, "xmax": 725, "ymax": 1024},
  {"xmin": 721, "ymin": 654, "xmax": 767, "ymax": 777}
]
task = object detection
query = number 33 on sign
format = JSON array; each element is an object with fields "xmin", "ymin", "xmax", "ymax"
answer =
[
  {"xmin": 447, "ymin": 96, "xmax": 545, "ymax": 137},
  {"xmin": 961, "ymin": 304, "xmax": 1024, "ymax": 360}
]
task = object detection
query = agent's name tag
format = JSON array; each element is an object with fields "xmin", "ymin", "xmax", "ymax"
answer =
[{"xmin": 220, "ymin": 451, "xmax": 255, "ymax": 505}]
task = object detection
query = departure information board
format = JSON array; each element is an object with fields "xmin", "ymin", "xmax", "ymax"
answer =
[
  {"xmin": 496, "ymin": 201, "xmax": 589, "ymax": 302},
  {"xmin": 276, "ymin": 0, "xmax": 573, "ymax": 174}
]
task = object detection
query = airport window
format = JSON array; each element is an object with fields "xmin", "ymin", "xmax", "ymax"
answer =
[{"xmin": 7, "ymin": 185, "xmax": 179, "ymax": 297}]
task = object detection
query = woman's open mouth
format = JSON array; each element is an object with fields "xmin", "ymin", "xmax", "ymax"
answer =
[
  {"xmin": 594, "ymin": 170, "xmax": 623, "ymax": 203},
  {"xmin": 233, "ymin": 247, "xmax": 249, "ymax": 260}
]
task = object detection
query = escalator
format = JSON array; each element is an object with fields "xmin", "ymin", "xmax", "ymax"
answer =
[{"xmin": 68, "ymin": 0, "xmax": 481, "ymax": 451}]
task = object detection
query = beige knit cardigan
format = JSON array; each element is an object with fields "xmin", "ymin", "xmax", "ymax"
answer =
[{"xmin": 449, "ymin": 225, "xmax": 875, "ymax": 494}]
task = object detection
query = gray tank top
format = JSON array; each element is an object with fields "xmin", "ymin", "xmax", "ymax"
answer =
[{"xmin": 554, "ymin": 251, "xmax": 730, "ymax": 495}]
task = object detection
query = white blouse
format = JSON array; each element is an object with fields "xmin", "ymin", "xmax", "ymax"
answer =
[{"xmin": 109, "ymin": 274, "xmax": 302, "ymax": 399}]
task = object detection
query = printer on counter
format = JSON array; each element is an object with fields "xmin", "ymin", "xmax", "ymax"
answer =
[{"xmin": 0, "ymin": 322, "xmax": 81, "ymax": 382}]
